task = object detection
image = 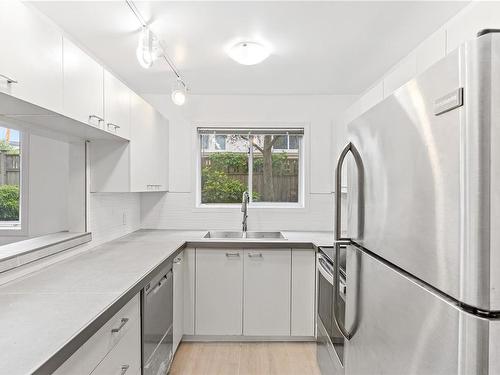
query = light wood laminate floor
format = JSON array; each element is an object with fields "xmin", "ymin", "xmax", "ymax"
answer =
[{"xmin": 169, "ymin": 342, "xmax": 321, "ymax": 375}]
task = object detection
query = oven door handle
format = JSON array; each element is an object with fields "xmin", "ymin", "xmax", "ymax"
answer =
[{"xmin": 318, "ymin": 255, "xmax": 334, "ymax": 285}]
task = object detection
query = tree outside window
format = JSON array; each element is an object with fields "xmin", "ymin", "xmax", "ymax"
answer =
[{"xmin": 200, "ymin": 129, "xmax": 302, "ymax": 205}]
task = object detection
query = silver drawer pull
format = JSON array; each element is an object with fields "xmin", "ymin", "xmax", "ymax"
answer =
[
  {"xmin": 88, "ymin": 114, "xmax": 104, "ymax": 123},
  {"xmin": 173, "ymin": 257, "xmax": 182, "ymax": 264},
  {"xmin": 226, "ymin": 252, "xmax": 240, "ymax": 258},
  {"xmin": 107, "ymin": 123, "xmax": 121, "ymax": 131},
  {"xmin": 248, "ymin": 252, "xmax": 263, "ymax": 258},
  {"xmin": 120, "ymin": 364, "xmax": 130, "ymax": 375},
  {"xmin": 111, "ymin": 317, "xmax": 129, "ymax": 333},
  {"xmin": 0, "ymin": 74, "xmax": 17, "ymax": 84}
]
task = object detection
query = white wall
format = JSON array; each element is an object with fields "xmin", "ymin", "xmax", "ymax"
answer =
[
  {"xmin": 0, "ymin": 133, "xmax": 76, "ymax": 245},
  {"xmin": 342, "ymin": 1, "xmax": 500, "ymax": 125},
  {"xmin": 141, "ymin": 94, "xmax": 355, "ymax": 231}
]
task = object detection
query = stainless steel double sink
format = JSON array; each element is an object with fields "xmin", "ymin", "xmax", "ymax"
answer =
[{"xmin": 203, "ymin": 231, "xmax": 286, "ymax": 240}]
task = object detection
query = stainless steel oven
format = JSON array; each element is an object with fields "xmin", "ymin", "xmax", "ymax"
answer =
[{"xmin": 317, "ymin": 246, "xmax": 346, "ymax": 375}]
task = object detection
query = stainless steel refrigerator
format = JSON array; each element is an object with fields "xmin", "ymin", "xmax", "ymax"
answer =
[{"xmin": 333, "ymin": 30, "xmax": 500, "ymax": 375}]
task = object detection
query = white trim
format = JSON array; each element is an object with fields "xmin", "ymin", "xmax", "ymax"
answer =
[{"xmin": 0, "ymin": 127, "xmax": 29, "ymax": 237}]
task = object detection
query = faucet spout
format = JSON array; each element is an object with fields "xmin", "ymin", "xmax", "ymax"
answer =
[{"xmin": 241, "ymin": 191, "xmax": 250, "ymax": 233}]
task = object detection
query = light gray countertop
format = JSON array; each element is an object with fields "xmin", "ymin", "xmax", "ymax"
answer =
[{"xmin": 0, "ymin": 229, "xmax": 332, "ymax": 375}]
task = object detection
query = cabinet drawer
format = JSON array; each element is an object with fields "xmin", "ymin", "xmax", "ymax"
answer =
[
  {"xmin": 91, "ymin": 314, "xmax": 141, "ymax": 375},
  {"xmin": 54, "ymin": 295, "xmax": 140, "ymax": 375}
]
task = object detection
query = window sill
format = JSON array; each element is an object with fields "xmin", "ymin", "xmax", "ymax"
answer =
[
  {"xmin": 0, "ymin": 232, "xmax": 92, "ymax": 273},
  {"xmin": 195, "ymin": 203, "xmax": 305, "ymax": 211}
]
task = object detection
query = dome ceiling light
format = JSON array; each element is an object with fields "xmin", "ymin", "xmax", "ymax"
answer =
[{"xmin": 227, "ymin": 41, "xmax": 270, "ymax": 65}]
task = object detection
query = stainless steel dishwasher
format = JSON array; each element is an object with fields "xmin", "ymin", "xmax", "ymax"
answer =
[{"xmin": 142, "ymin": 262, "xmax": 173, "ymax": 375}]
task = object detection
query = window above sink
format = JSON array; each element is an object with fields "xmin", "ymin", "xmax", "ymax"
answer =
[{"xmin": 197, "ymin": 127, "xmax": 304, "ymax": 209}]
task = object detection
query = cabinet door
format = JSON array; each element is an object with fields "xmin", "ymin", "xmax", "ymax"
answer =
[
  {"xmin": 0, "ymin": 0, "xmax": 63, "ymax": 113},
  {"xmin": 173, "ymin": 252, "xmax": 184, "ymax": 353},
  {"xmin": 291, "ymin": 249, "xmax": 316, "ymax": 336},
  {"xmin": 152, "ymin": 111, "xmax": 168, "ymax": 190},
  {"xmin": 104, "ymin": 70, "xmax": 130, "ymax": 139},
  {"xmin": 63, "ymin": 37, "xmax": 104, "ymax": 127},
  {"xmin": 196, "ymin": 249, "xmax": 243, "ymax": 335},
  {"xmin": 243, "ymin": 248, "xmax": 291, "ymax": 336},
  {"xmin": 130, "ymin": 92, "xmax": 156, "ymax": 192},
  {"xmin": 183, "ymin": 248, "xmax": 195, "ymax": 335}
]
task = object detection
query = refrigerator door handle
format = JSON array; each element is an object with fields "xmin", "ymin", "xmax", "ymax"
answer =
[{"xmin": 333, "ymin": 142, "xmax": 364, "ymax": 341}]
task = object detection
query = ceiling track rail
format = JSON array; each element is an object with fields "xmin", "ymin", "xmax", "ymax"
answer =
[{"xmin": 125, "ymin": 0, "xmax": 188, "ymax": 90}]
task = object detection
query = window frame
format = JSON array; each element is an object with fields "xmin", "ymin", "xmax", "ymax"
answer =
[
  {"xmin": 0, "ymin": 125, "xmax": 29, "ymax": 236},
  {"xmin": 196, "ymin": 127, "xmax": 305, "ymax": 209}
]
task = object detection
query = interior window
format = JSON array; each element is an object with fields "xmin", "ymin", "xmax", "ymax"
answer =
[
  {"xmin": 199, "ymin": 128, "xmax": 303, "ymax": 205},
  {"xmin": 0, "ymin": 126, "xmax": 21, "ymax": 227}
]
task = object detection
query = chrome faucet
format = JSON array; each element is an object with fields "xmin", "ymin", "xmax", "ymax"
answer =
[{"xmin": 241, "ymin": 191, "xmax": 250, "ymax": 233}]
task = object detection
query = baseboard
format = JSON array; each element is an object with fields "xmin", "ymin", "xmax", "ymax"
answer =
[{"xmin": 182, "ymin": 335, "xmax": 316, "ymax": 342}]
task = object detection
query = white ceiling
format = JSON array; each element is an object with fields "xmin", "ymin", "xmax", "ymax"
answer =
[{"xmin": 31, "ymin": 1, "xmax": 468, "ymax": 96}]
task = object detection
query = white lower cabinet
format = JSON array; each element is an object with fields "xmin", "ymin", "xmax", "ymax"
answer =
[
  {"xmin": 243, "ymin": 248, "xmax": 291, "ymax": 336},
  {"xmin": 173, "ymin": 251, "xmax": 184, "ymax": 353},
  {"xmin": 54, "ymin": 295, "xmax": 140, "ymax": 375},
  {"xmin": 195, "ymin": 249, "xmax": 243, "ymax": 335},
  {"xmin": 192, "ymin": 247, "xmax": 314, "ymax": 338},
  {"xmin": 91, "ymin": 319, "xmax": 141, "ymax": 375},
  {"xmin": 183, "ymin": 248, "xmax": 196, "ymax": 335},
  {"xmin": 291, "ymin": 249, "xmax": 316, "ymax": 336}
]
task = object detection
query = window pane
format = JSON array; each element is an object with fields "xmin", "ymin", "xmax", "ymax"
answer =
[
  {"xmin": 200, "ymin": 134, "xmax": 249, "ymax": 204},
  {"xmin": 201, "ymin": 134, "xmax": 209, "ymax": 150},
  {"xmin": 252, "ymin": 134, "xmax": 299, "ymax": 203},
  {"xmin": 214, "ymin": 135, "xmax": 226, "ymax": 150},
  {"xmin": 289, "ymin": 135, "xmax": 299, "ymax": 150},
  {"xmin": 273, "ymin": 135, "xmax": 287, "ymax": 149},
  {"xmin": 0, "ymin": 127, "xmax": 21, "ymax": 224}
]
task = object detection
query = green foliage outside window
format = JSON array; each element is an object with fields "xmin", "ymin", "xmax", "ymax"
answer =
[{"xmin": 0, "ymin": 185, "xmax": 20, "ymax": 221}]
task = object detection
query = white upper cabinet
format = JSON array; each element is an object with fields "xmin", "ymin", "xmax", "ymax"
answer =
[
  {"xmin": 63, "ymin": 37, "xmax": 104, "ymax": 128},
  {"xmin": 0, "ymin": 1, "xmax": 63, "ymax": 114},
  {"xmin": 130, "ymin": 92, "xmax": 168, "ymax": 192},
  {"xmin": 90, "ymin": 93, "xmax": 168, "ymax": 193},
  {"xmin": 104, "ymin": 70, "xmax": 130, "ymax": 139}
]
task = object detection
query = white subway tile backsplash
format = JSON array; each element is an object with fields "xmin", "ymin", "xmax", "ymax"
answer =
[{"xmin": 89, "ymin": 193, "xmax": 141, "ymax": 246}]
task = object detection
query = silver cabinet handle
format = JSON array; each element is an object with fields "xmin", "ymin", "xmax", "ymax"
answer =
[
  {"xmin": 0, "ymin": 74, "xmax": 17, "ymax": 84},
  {"xmin": 173, "ymin": 257, "xmax": 182, "ymax": 264},
  {"xmin": 88, "ymin": 114, "xmax": 104, "ymax": 124},
  {"xmin": 247, "ymin": 252, "xmax": 263, "ymax": 258},
  {"xmin": 225, "ymin": 252, "xmax": 240, "ymax": 258},
  {"xmin": 107, "ymin": 123, "xmax": 121, "ymax": 131},
  {"xmin": 120, "ymin": 365, "xmax": 130, "ymax": 375},
  {"xmin": 111, "ymin": 317, "xmax": 129, "ymax": 333}
]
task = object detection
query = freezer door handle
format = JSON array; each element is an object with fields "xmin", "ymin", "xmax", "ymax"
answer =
[{"xmin": 333, "ymin": 142, "xmax": 364, "ymax": 341}]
